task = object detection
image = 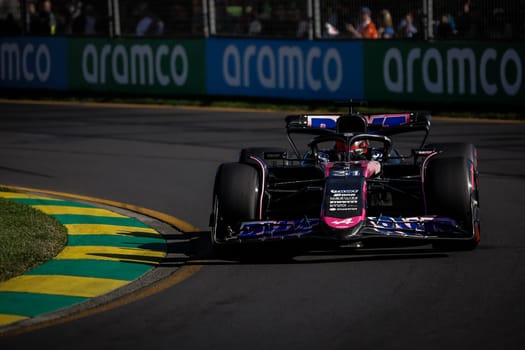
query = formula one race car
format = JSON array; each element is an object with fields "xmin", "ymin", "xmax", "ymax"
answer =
[{"xmin": 210, "ymin": 103, "xmax": 480, "ymax": 251}]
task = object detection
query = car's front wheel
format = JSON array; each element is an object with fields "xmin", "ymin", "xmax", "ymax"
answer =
[
  {"xmin": 211, "ymin": 163, "xmax": 260, "ymax": 246},
  {"xmin": 425, "ymin": 155, "xmax": 480, "ymax": 251}
]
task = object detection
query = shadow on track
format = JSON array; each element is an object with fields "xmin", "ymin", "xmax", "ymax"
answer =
[{"xmin": 165, "ymin": 231, "xmax": 450, "ymax": 266}]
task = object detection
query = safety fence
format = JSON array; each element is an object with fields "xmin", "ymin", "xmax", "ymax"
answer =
[
  {"xmin": 1, "ymin": 0, "xmax": 524, "ymax": 41},
  {"xmin": 1, "ymin": 36, "xmax": 523, "ymax": 106}
]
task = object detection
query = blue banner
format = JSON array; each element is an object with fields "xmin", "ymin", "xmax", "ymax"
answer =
[
  {"xmin": 0, "ymin": 37, "xmax": 67, "ymax": 90},
  {"xmin": 207, "ymin": 38, "xmax": 364, "ymax": 100}
]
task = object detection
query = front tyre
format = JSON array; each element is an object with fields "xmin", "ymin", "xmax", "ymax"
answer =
[
  {"xmin": 425, "ymin": 156, "xmax": 480, "ymax": 251},
  {"xmin": 211, "ymin": 163, "xmax": 260, "ymax": 246}
]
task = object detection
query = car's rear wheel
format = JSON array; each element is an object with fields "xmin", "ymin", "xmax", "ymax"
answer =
[
  {"xmin": 425, "ymin": 143, "xmax": 477, "ymax": 165},
  {"xmin": 425, "ymin": 155, "xmax": 480, "ymax": 251},
  {"xmin": 211, "ymin": 163, "xmax": 260, "ymax": 247}
]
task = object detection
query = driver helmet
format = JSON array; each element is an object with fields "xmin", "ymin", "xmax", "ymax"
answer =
[
  {"xmin": 350, "ymin": 140, "xmax": 369, "ymax": 157},
  {"xmin": 335, "ymin": 140, "xmax": 369, "ymax": 157}
]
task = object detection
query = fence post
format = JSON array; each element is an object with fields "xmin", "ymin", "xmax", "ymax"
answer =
[
  {"xmin": 208, "ymin": 0, "xmax": 216, "ymax": 35},
  {"xmin": 107, "ymin": 0, "xmax": 113, "ymax": 37},
  {"xmin": 202, "ymin": 0, "xmax": 209, "ymax": 37},
  {"xmin": 113, "ymin": 0, "xmax": 121, "ymax": 36},
  {"xmin": 423, "ymin": 0, "xmax": 434, "ymax": 40},
  {"xmin": 106, "ymin": 0, "xmax": 121, "ymax": 37},
  {"xmin": 313, "ymin": 0, "xmax": 321, "ymax": 39},
  {"xmin": 306, "ymin": 0, "xmax": 313, "ymax": 40}
]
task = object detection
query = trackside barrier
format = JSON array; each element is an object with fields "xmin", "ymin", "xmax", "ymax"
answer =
[
  {"xmin": 68, "ymin": 38, "xmax": 206, "ymax": 95},
  {"xmin": 364, "ymin": 41, "xmax": 525, "ymax": 105},
  {"xmin": 0, "ymin": 37, "xmax": 523, "ymax": 105},
  {"xmin": 206, "ymin": 38, "xmax": 364, "ymax": 100},
  {"xmin": 0, "ymin": 37, "xmax": 67, "ymax": 90}
]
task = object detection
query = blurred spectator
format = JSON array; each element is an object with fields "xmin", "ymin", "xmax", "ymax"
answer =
[
  {"xmin": 65, "ymin": 0, "xmax": 83, "ymax": 34},
  {"xmin": 134, "ymin": 2, "xmax": 164, "ymax": 36},
  {"xmin": 455, "ymin": 1, "xmax": 472, "ymax": 38},
  {"xmin": 37, "ymin": 0, "xmax": 57, "ymax": 35},
  {"xmin": 346, "ymin": 6, "xmax": 378, "ymax": 39},
  {"xmin": 0, "ymin": 0, "xmax": 17, "ymax": 15},
  {"xmin": 377, "ymin": 9, "xmax": 394, "ymax": 39},
  {"xmin": 222, "ymin": 0, "xmax": 244, "ymax": 35},
  {"xmin": 296, "ymin": 10, "xmax": 309, "ymax": 39},
  {"xmin": 486, "ymin": 7, "xmax": 512, "ymax": 39},
  {"xmin": 397, "ymin": 11, "xmax": 417, "ymax": 38},
  {"xmin": 26, "ymin": 1, "xmax": 40, "ymax": 34},
  {"xmin": 436, "ymin": 14, "xmax": 453, "ymax": 39},
  {"xmin": 0, "ymin": 12, "xmax": 20, "ymax": 35},
  {"xmin": 456, "ymin": 0, "xmax": 482, "ymax": 39},
  {"xmin": 448, "ymin": 14, "xmax": 456, "ymax": 33},
  {"xmin": 248, "ymin": 12, "xmax": 261, "ymax": 36},
  {"xmin": 191, "ymin": 0, "xmax": 204, "ymax": 36},
  {"xmin": 82, "ymin": 3, "xmax": 97, "ymax": 35},
  {"xmin": 324, "ymin": 6, "xmax": 341, "ymax": 37},
  {"xmin": 1, "ymin": 0, "xmax": 522, "ymax": 40},
  {"xmin": 325, "ymin": 22, "xmax": 339, "ymax": 37},
  {"xmin": 213, "ymin": 0, "xmax": 232, "ymax": 34},
  {"xmin": 257, "ymin": 0, "xmax": 271, "ymax": 21}
]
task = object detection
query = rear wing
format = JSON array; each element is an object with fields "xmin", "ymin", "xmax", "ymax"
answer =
[
  {"xmin": 285, "ymin": 113, "xmax": 431, "ymax": 136},
  {"xmin": 285, "ymin": 112, "xmax": 431, "ymax": 157}
]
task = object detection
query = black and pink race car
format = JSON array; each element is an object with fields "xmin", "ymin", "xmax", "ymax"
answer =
[{"xmin": 210, "ymin": 105, "xmax": 480, "ymax": 251}]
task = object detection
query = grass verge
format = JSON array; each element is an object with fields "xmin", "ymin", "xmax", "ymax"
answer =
[{"xmin": 0, "ymin": 191, "xmax": 67, "ymax": 282}]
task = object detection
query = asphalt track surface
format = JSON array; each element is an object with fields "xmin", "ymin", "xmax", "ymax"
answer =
[{"xmin": 0, "ymin": 102, "xmax": 524, "ymax": 349}]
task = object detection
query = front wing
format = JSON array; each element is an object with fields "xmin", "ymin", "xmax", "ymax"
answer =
[{"xmin": 228, "ymin": 216, "xmax": 472, "ymax": 243}]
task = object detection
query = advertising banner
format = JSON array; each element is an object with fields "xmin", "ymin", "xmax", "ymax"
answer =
[
  {"xmin": 364, "ymin": 41, "xmax": 525, "ymax": 104},
  {"xmin": 207, "ymin": 38, "xmax": 364, "ymax": 100},
  {"xmin": 3, "ymin": 36, "xmax": 522, "ymax": 107},
  {"xmin": 0, "ymin": 37, "xmax": 67, "ymax": 90},
  {"xmin": 68, "ymin": 38, "xmax": 206, "ymax": 95}
]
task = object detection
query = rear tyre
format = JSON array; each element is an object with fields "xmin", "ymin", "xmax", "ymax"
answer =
[
  {"xmin": 211, "ymin": 163, "xmax": 260, "ymax": 250},
  {"xmin": 425, "ymin": 156, "xmax": 480, "ymax": 251},
  {"xmin": 424, "ymin": 143, "xmax": 477, "ymax": 164}
]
